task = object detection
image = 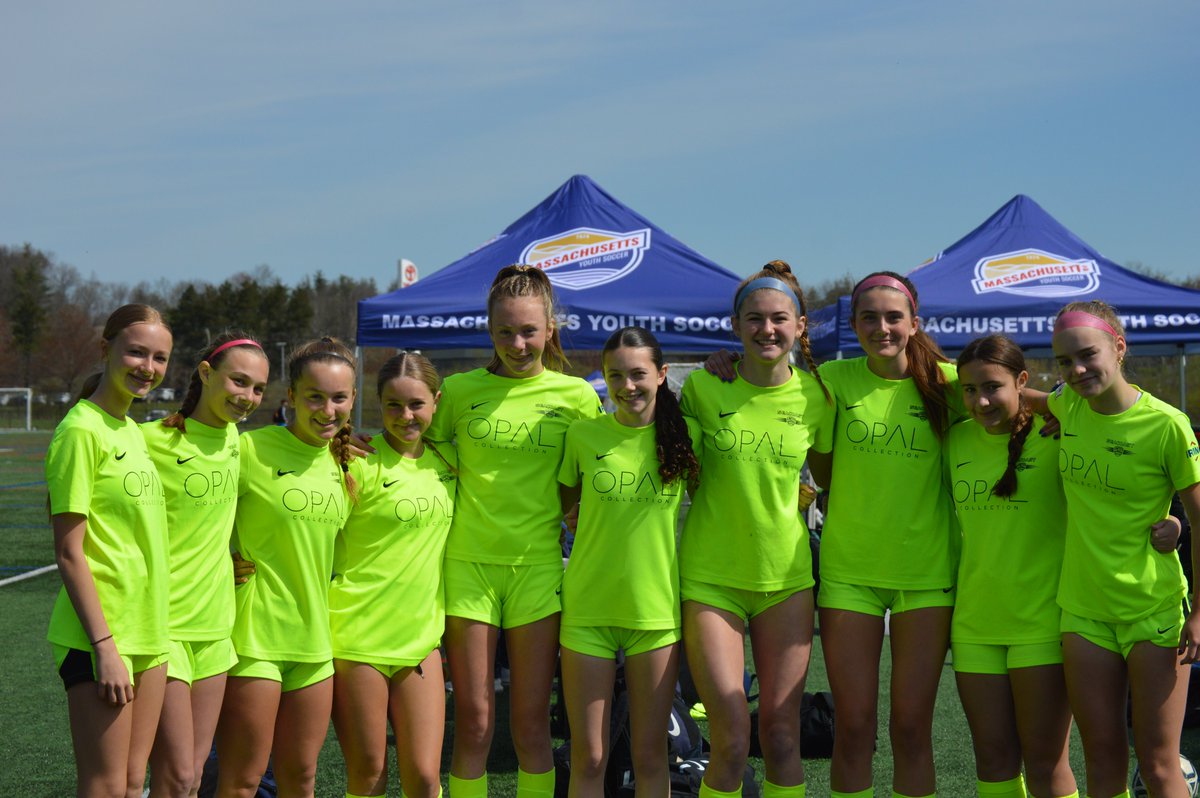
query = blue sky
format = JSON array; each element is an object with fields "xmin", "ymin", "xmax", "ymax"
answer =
[{"xmin": 2, "ymin": 2, "xmax": 1196, "ymax": 292}]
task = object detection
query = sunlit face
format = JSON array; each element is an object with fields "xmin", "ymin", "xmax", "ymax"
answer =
[
  {"xmin": 958, "ymin": 360, "xmax": 1027, "ymax": 435},
  {"xmin": 380, "ymin": 375, "xmax": 439, "ymax": 454},
  {"xmin": 604, "ymin": 345, "xmax": 666, "ymax": 427},
  {"xmin": 101, "ymin": 322, "xmax": 172, "ymax": 401},
  {"xmin": 850, "ymin": 287, "xmax": 918, "ymax": 361},
  {"xmin": 732, "ymin": 289, "xmax": 802, "ymax": 367},
  {"xmin": 1052, "ymin": 325, "xmax": 1126, "ymax": 400},
  {"xmin": 194, "ymin": 348, "xmax": 270, "ymax": 427},
  {"xmin": 287, "ymin": 361, "xmax": 356, "ymax": 447},
  {"xmin": 489, "ymin": 295, "xmax": 551, "ymax": 379}
]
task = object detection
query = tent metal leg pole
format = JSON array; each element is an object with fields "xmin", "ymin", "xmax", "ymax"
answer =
[
  {"xmin": 355, "ymin": 346, "xmax": 364, "ymax": 430},
  {"xmin": 1181, "ymin": 345, "xmax": 1187, "ymax": 416}
]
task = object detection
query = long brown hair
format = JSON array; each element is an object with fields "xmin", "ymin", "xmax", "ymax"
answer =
[
  {"xmin": 486, "ymin": 264, "xmax": 569, "ymax": 373},
  {"xmin": 289, "ymin": 337, "xmax": 359, "ymax": 502},
  {"xmin": 602, "ymin": 327, "xmax": 699, "ymax": 485},
  {"xmin": 77, "ymin": 304, "xmax": 172, "ymax": 403},
  {"xmin": 163, "ymin": 332, "xmax": 266, "ymax": 432},
  {"xmin": 376, "ymin": 351, "xmax": 455, "ymax": 475},
  {"xmin": 957, "ymin": 335, "xmax": 1031, "ymax": 498},
  {"xmin": 851, "ymin": 270, "xmax": 952, "ymax": 440}
]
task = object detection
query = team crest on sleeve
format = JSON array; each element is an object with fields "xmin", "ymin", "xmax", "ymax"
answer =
[
  {"xmin": 520, "ymin": 227, "xmax": 651, "ymax": 290},
  {"xmin": 971, "ymin": 249, "xmax": 1101, "ymax": 298},
  {"xmin": 906, "ymin": 404, "xmax": 928, "ymax": 422},
  {"xmin": 1188, "ymin": 441, "xmax": 1200, "ymax": 459}
]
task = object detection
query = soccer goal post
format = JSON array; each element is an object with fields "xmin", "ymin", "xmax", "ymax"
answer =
[{"xmin": 0, "ymin": 388, "xmax": 33, "ymax": 432}]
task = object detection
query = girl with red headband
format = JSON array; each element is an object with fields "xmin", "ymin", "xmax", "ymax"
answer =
[
  {"xmin": 1050, "ymin": 300, "xmax": 1200, "ymax": 798},
  {"xmin": 142, "ymin": 333, "xmax": 270, "ymax": 798}
]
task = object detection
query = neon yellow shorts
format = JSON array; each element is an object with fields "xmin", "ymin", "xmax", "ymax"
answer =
[
  {"xmin": 817, "ymin": 578, "xmax": 955, "ymax": 617},
  {"xmin": 228, "ymin": 655, "xmax": 333, "ymax": 692},
  {"xmin": 166, "ymin": 637, "xmax": 238, "ymax": 685},
  {"xmin": 681, "ymin": 578, "xmax": 807, "ymax": 622},
  {"xmin": 444, "ymin": 558, "xmax": 563, "ymax": 629},
  {"xmin": 951, "ymin": 640, "xmax": 1063, "ymax": 675},
  {"xmin": 560, "ymin": 625, "xmax": 680, "ymax": 659},
  {"xmin": 53, "ymin": 645, "xmax": 167, "ymax": 691},
  {"xmin": 1061, "ymin": 601, "xmax": 1185, "ymax": 659},
  {"xmin": 334, "ymin": 653, "xmax": 438, "ymax": 681}
]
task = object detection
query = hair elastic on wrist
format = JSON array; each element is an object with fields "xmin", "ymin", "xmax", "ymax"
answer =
[
  {"xmin": 852, "ymin": 274, "xmax": 917, "ymax": 311},
  {"xmin": 1053, "ymin": 310, "xmax": 1119, "ymax": 338},
  {"xmin": 208, "ymin": 338, "xmax": 263, "ymax": 360},
  {"xmin": 90, "ymin": 633, "xmax": 113, "ymax": 646},
  {"xmin": 734, "ymin": 277, "xmax": 802, "ymax": 315}
]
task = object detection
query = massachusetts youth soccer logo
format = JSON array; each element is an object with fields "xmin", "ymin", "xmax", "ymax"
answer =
[
  {"xmin": 520, "ymin": 227, "xmax": 652, "ymax": 290},
  {"xmin": 970, "ymin": 248, "xmax": 1101, "ymax": 298}
]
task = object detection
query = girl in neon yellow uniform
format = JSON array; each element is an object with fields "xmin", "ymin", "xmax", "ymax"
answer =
[
  {"xmin": 808, "ymin": 271, "xmax": 965, "ymax": 798},
  {"xmin": 216, "ymin": 338, "xmax": 357, "ymax": 798},
  {"xmin": 330, "ymin": 352, "xmax": 457, "ymax": 798},
  {"xmin": 558, "ymin": 326, "xmax": 699, "ymax": 798},
  {"xmin": 142, "ymin": 333, "xmax": 269, "ymax": 798},
  {"xmin": 684, "ymin": 261, "xmax": 833, "ymax": 798},
  {"xmin": 948, "ymin": 335, "xmax": 1078, "ymax": 798},
  {"xmin": 427, "ymin": 265, "xmax": 602, "ymax": 798},
  {"xmin": 46, "ymin": 304, "xmax": 173, "ymax": 797},
  {"xmin": 1050, "ymin": 301, "xmax": 1200, "ymax": 798}
]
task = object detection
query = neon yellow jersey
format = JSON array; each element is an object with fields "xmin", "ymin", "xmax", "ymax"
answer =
[
  {"xmin": 817, "ymin": 358, "xmax": 963, "ymax": 589},
  {"xmin": 331, "ymin": 439, "xmax": 457, "ymax": 665},
  {"xmin": 46, "ymin": 400, "xmax": 168, "ymax": 656},
  {"xmin": 558, "ymin": 414, "xmax": 690, "ymax": 629},
  {"xmin": 232, "ymin": 425, "xmax": 350, "ymax": 662},
  {"xmin": 427, "ymin": 368, "xmax": 602, "ymax": 565},
  {"xmin": 679, "ymin": 366, "xmax": 833, "ymax": 591},
  {"xmin": 141, "ymin": 419, "xmax": 240, "ymax": 641},
  {"xmin": 948, "ymin": 416, "xmax": 1064, "ymax": 645},
  {"xmin": 1048, "ymin": 385, "xmax": 1200, "ymax": 623}
]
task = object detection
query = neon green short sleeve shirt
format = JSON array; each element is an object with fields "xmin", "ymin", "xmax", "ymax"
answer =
[
  {"xmin": 816, "ymin": 358, "xmax": 962, "ymax": 590},
  {"xmin": 558, "ymin": 414, "xmax": 687, "ymax": 629},
  {"xmin": 232, "ymin": 426, "xmax": 351, "ymax": 662},
  {"xmin": 948, "ymin": 416, "xmax": 1065, "ymax": 645},
  {"xmin": 46, "ymin": 400, "xmax": 169, "ymax": 656},
  {"xmin": 142, "ymin": 419, "xmax": 240, "ymax": 641},
  {"xmin": 1049, "ymin": 385, "xmax": 1200, "ymax": 623},
  {"xmin": 331, "ymin": 439, "xmax": 458, "ymax": 665},
  {"xmin": 679, "ymin": 366, "xmax": 833, "ymax": 591},
  {"xmin": 427, "ymin": 368, "xmax": 602, "ymax": 566}
]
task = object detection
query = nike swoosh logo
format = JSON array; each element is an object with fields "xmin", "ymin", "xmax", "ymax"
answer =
[
  {"xmin": 1063, "ymin": 432, "xmax": 1078, "ymax": 437},
  {"xmin": 719, "ymin": 411, "xmax": 737, "ymax": 418},
  {"xmin": 957, "ymin": 461, "xmax": 971, "ymax": 468},
  {"xmin": 471, "ymin": 401, "xmax": 489, "ymax": 410},
  {"xmin": 276, "ymin": 469, "xmax": 295, "ymax": 477},
  {"xmin": 383, "ymin": 479, "xmax": 399, "ymax": 488},
  {"xmin": 844, "ymin": 403, "xmax": 862, "ymax": 411},
  {"xmin": 595, "ymin": 453, "xmax": 613, "ymax": 460},
  {"xmin": 115, "ymin": 452, "xmax": 127, "ymax": 460},
  {"xmin": 1158, "ymin": 626, "xmax": 1175, "ymax": 634},
  {"xmin": 177, "ymin": 455, "xmax": 197, "ymax": 465},
  {"xmin": 942, "ymin": 587, "xmax": 953, "ymax": 594}
]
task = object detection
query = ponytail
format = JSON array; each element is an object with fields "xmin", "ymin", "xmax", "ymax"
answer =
[
  {"xmin": 957, "ymin": 334, "xmax": 1031, "ymax": 498},
  {"xmin": 486, "ymin": 264, "xmax": 570, "ymax": 373}
]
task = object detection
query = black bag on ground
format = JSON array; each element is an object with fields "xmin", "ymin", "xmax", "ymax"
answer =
[
  {"xmin": 747, "ymin": 690, "xmax": 836, "ymax": 759},
  {"xmin": 616, "ymin": 757, "xmax": 758, "ymax": 798}
]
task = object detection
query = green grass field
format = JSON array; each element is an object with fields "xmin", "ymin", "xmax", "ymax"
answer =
[{"xmin": 2, "ymin": 429, "xmax": 1195, "ymax": 796}]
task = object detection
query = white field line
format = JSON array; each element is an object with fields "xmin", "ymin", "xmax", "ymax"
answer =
[{"xmin": 0, "ymin": 563, "xmax": 57, "ymax": 587}]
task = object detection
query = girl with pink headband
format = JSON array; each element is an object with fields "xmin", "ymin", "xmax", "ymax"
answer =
[
  {"xmin": 140, "ymin": 332, "xmax": 270, "ymax": 798},
  {"xmin": 1050, "ymin": 300, "xmax": 1200, "ymax": 798},
  {"xmin": 808, "ymin": 270, "xmax": 962, "ymax": 798}
]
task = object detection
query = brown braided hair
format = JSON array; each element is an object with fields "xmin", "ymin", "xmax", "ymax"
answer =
[
  {"xmin": 733, "ymin": 260, "xmax": 831, "ymax": 403},
  {"xmin": 163, "ymin": 332, "xmax": 266, "ymax": 432},
  {"xmin": 289, "ymin": 337, "xmax": 359, "ymax": 503},
  {"xmin": 486, "ymin": 264, "xmax": 570, "ymax": 374},
  {"xmin": 851, "ymin": 270, "xmax": 952, "ymax": 440},
  {"xmin": 602, "ymin": 327, "xmax": 699, "ymax": 485},
  {"xmin": 376, "ymin": 351, "xmax": 456, "ymax": 476},
  {"xmin": 957, "ymin": 335, "xmax": 1031, "ymax": 499},
  {"xmin": 77, "ymin": 304, "xmax": 172, "ymax": 403}
]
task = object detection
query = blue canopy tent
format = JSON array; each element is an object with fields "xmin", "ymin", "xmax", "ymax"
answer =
[
  {"xmin": 356, "ymin": 174, "xmax": 742, "ymax": 353},
  {"xmin": 811, "ymin": 194, "xmax": 1200, "ymax": 359}
]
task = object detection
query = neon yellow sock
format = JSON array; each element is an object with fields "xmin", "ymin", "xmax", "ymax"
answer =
[
  {"xmin": 449, "ymin": 774, "xmax": 487, "ymax": 798},
  {"xmin": 763, "ymin": 781, "xmax": 805, "ymax": 798},
  {"xmin": 516, "ymin": 768, "xmax": 555, "ymax": 798},
  {"xmin": 977, "ymin": 774, "xmax": 1026, "ymax": 798},
  {"xmin": 1036, "ymin": 791, "xmax": 1078, "ymax": 798},
  {"xmin": 892, "ymin": 792, "xmax": 935, "ymax": 798},
  {"xmin": 401, "ymin": 790, "xmax": 443, "ymax": 798},
  {"xmin": 831, "ymin": 789, "xmax": 873, "ymax": 798},
  {"xmin": 699, "ymin": 780, "xmax": 742, "ymax": 798}
]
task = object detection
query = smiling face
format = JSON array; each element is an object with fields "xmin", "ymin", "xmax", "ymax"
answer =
[
  {"xmin": 193, "ymin": 347, "xmax": 270, "ymax": 427},
  {"xmin": 732, "ymin": 289, "xmax": 802, "ymax": 367},
  {"xmin": 1053, "ymin": 325, "xmax": 1126, "ymax": 402},
  {"xmin": 958, "ymin": 359, "xmax": 1027, "ymax": 435},
  {"xmin": 287, "ymin": 360, "xmax": 356, "ymax": 447},
  {"xmin": 850, "ymin": 286, "xmax": 918, "ymax": 362},
  {"xmin": 101, "ymin": 322, "xmax": 173, "ymax": 402},
  {"xmin": 489, "ymin": 295, "xmax": 550, "ymax": 379},
  {"xmin": 381, "ymin": 375, "xmax": 439, "ymax": 455},
  {"xmin": 604, "ymin": 345, "xmax": 666, "ymax": 428}
]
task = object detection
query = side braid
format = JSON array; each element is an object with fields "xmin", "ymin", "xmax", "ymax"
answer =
[
  {"xmin": 992, "ymin": 397, "xmax": 1032, "ymax": 498},
  {"xmin": 329, "ymin": 423, "xmax": 359, "ymax": 504}
]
